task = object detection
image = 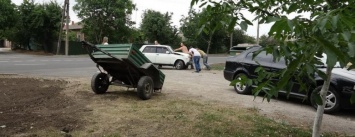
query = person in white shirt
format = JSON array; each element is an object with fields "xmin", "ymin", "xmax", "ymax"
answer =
[
  {"xmin": 102, "ymin": 37, "xmax": 109, "ymax": 45},
  {"xmin": 188, "ymin": 47, "xmax": 201, "ymax": 73}
]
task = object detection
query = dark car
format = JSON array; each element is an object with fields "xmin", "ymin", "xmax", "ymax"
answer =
[{"xmin": 224, "ymin": 46, "xmax": 355, "ymax": 114}]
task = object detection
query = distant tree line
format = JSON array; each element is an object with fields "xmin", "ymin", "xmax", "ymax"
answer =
[{"xmin": 1, "ymin": 0, "xmax": 258, "ymax": 54}]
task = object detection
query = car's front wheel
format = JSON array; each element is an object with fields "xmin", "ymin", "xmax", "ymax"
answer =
[
  {"xmin": 310, "ymin": 86, "xmax": 340, "ymax": 114},
  {"xmin": 175, "ymin": 60, "xmax": 184, "ymax": 70},
  {"xmin": 233, "ymin": 73, "xmax": 251, "ymax": 94}
]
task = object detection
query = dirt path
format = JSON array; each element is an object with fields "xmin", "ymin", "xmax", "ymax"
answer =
[{"xmin": 160, "ymin": 69, "xmax": 355, "ymax": 135}]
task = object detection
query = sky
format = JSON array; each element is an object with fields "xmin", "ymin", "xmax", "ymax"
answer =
[{"xmin": 11, "ymin": 0, "xmax": 272, "ymax": 37}]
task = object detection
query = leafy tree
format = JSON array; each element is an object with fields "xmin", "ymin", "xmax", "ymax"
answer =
[
  {"xmin": 180, "ymin": 9, "xmax": 254, "ymax": 53},
  {"xmin": 0, "ymin": 0, "xmax": 18, "ymax": 38},
  {"xmin": 259, "ymin": 34, "xmax": 278, "ymax": 47},
  {"xmin": 73, "ymin": 0, "xmax": 135, "ymax": 44},
  {"xmin": 197, "ymin": 8, "xmax": 230, "ymax": 54},
  {"xmin": 140, "ymin": 10, "xmax": 180, "ymax": 45},
  {"xmin": 227, "ymin": 29, "xmax": 256, "ymax": 47},
  {"xmin": 31, "ymin": 1, "xmax": 61, "ymax": 52},
  {"xmin": 14, "ymin": 0, "xmax": 36, "ymax": 50},
  {"xmin": 191, "ymin": 0, "xmax": 355, "ymax": 136},
  {"xmin": 9, "ymin": 0, "xmax": 61, "ymax": 52}
]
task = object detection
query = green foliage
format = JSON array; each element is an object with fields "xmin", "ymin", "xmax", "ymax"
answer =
[
  {"xmin": 73, "ymin": 0, "xmax": 135, "ymax": 44},
  {"xmin": 8, "ymin": 0, "xmax": 61, "ymax": 52},
  {"xmin": 0, "ymin": 0, "xmax": 18, "ymax": 38},
  {"xmin": 140, "ymin": 10, "xmax": 180, "ymax": 46},
  {"xmin": 259, "ymin": 34, "xmax": 278, "ymax": 47},
  {"xmin": 180, "ymin": 9, "xmax": 255, "ymax": 53}
]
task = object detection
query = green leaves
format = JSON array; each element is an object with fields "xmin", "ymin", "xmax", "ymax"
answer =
[
  {"xmin": 348, "ymin": 42, "xmax": 355, "ymax": 57},
  {"xmin": 287, "ymin": 4, "xmax": 298, "ymax": 14},
  {"xmin": 240, "ymin": 21, "xmax": 248, "ymax": 31},
  {"xmin": 313, "ymin": 93, "xmax": 323, "ymax": 106},
  {"xmin": 74, "ymin": 0, "xmax": 135, "ymax": 44}
]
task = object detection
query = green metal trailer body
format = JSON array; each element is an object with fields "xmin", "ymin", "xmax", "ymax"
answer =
[{"xmin": 82, "ymin": 42, "xmax": 165, "ymax": 100}]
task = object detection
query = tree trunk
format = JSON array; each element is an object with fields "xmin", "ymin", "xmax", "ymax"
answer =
[
  {"xmin": 207, "ymin": 34, "xmax": 212, "ymax": 54},
  {"xmin": 312, "ymin": 66, "xmax": 333, "ymax": 137},
  {"xmin": 230, "ymin": 32, "xmax": 233, "ymax": 50}
]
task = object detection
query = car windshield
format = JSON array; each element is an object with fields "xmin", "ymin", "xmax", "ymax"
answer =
[
  {"xmin": 165, "ymin": 46, "xmax": 174, "ymax": 53},
  {"xmin": 318, "ymin": 54, "xmax": 341, "ymax": 68}
]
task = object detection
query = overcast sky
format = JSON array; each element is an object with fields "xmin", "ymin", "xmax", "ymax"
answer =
[{"xmin": 11, "ymin": 0, "xmax": 272, "ymax": 37}]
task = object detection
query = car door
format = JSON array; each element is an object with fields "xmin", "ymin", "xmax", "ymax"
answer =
[
  {"xmin": 141, "ymin": 46, "xmax": 157, "ymax": 63},
  {"xmin": 243, "ymin": 51, "xmax": 273, "ymax": 78},
  {"xmin": 155, "ymin": 47, "xmax": 174, "ymax": 64}
]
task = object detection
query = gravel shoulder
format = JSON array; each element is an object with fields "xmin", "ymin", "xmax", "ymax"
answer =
[{"xmin": 160, "ymin": 68, "xmax": 355, "ymax": 135}]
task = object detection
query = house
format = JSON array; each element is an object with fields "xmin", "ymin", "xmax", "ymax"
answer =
[{"xmin": 63, "ymin": 21, "xmax": 85, "ymax": 41}]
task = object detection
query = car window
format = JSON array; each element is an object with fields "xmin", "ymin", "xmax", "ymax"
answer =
[
  {"xmin": 246, "ymin": 51, "xmax": 272, "ymax": 61},
  {"xmin": 157, "ymin": 47, "xmax": 168, "ymax": 54},
  {"xmin": 142, "ymin": 46, "xmax": 156, "ymax": 53}
]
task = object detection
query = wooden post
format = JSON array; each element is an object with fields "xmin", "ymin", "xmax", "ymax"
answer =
[
  {"xmin": 56, "ymin": 0, "xmax": 67, "ymax": 55},
  {"xmin": 65, "ymin": 0, "xmax": 69, "ymax": 56}
]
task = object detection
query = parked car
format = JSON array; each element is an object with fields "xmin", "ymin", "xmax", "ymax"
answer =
[
  {"xmin": 139, "ymin": 45, "xmax": 191, "ymax": 70},
  {"xmin": 224, "ymin": 46, "xmax": 355, "ymax": 114}
]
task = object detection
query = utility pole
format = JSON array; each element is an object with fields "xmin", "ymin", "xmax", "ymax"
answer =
[
  {"xmin": 65, "ymin": 0, "xmax": 69, "ymax": 56},
  {"xmin": 256, "ymin": 18, "xmax": 260, "ymax": 45},
  {"xmin": 56, "ymin": 0, "xmax": 69, "ymax": 55}
]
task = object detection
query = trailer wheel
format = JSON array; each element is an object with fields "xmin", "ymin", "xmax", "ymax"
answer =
[
  {"xmin": 91, "ymin": 73, "xmax": 110, "ymax": 94},
  {"xmin": 137, "ymin": 76, "xmax": 154, "ymax": 100}
]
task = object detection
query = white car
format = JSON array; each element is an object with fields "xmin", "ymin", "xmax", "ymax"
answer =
[{"xmin": 139, "ymin": 45, "xmax": 191, "ymax": 70}]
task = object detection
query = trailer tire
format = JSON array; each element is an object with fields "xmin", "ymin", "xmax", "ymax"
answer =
[
  {"xmin": 91, "ymin": 73, "xmax": 110, "ymax": 94},
  {"xmin": 137, "ymin": 76, "xmax": 154, "ymax": 100}
]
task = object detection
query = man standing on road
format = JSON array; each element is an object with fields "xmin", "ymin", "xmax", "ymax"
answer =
[
  {"xmin": 197, "ymin": 48, "xmax": 211, "ymax": 70},
  {"xmin": 174, "ymin": 42, "xmax": 194, "ymax": 69},
  {"xmin": 189, "ymin": 46, "xmax": 201, "ymax": 73}
]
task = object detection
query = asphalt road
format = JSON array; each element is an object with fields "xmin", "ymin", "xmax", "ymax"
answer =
[{"xmin": 0, "ymin": 48, "xmax": 228, "ymax": 77}]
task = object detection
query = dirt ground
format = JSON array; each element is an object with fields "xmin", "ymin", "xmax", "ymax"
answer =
[
  {"xmin": 0, "ymin": 75, "xmax": 90, "ymax": 136},
  {"xmin": 0, "ymin": 68, "xmax": 355, "ymax": 136}
]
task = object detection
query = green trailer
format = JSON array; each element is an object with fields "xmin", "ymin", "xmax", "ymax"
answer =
[{"xmin": 82, "ymin": 41, "xmax": 165, "ymax": 100}]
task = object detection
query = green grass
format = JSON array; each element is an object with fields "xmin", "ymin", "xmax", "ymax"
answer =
[
  {"xmin": 210, "ymin": 63, "xmax": 225, "ymax": 70},
  {"xmin": 28, "ymin": 86, "xmax": 347, "ymax": 137}
]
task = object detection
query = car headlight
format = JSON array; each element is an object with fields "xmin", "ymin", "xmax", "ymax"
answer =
[{"xmin": 353, "ymin": 85, "xmax": 355, "ymax": 90}]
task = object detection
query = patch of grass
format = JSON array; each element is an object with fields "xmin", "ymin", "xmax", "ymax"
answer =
[
  {"xmin": 29, "ymin": 86, "xmax": 348, "ymax": 137},
  {"xmin": 210, "ymin": 63, "xmax": 225, "ymax": 70}
]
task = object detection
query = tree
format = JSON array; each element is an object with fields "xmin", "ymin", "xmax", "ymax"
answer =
[
  {"xmin": 191, "ymin": 0, "xmax": 355, "ymax": 136},
  {"xmin": 259, "ymin": 34, "xmax": 278, "ymax": 47},
  {"xmin": 227, "ymin": 29, "xmax": 256, "ymax": 47},
  {"xmin": 14, "ymin": 0, "xmax": 36, "ymax": 50},
  {"xmin": 140, "ymin": 10, "xmax": 180, "ymax": 45},
  {"xmin": 73, "ymin": 0, "xmax": 135, "ymax": 44},
  {"xmin": 180, "ymin": 9, "xmax": 254, "ymax": 53},
  {"xmin": 31, "ymin": 1, "xmax": 61, "ymax": 52},
  {"xmin": 0, "ymin": 0, "xmax": 18, "ymax": 38},
  {"xmin": 9, "ymin": 0, "xmax": 61, "ymax": 52}
]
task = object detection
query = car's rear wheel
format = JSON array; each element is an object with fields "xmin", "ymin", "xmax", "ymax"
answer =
[
  {"xmin": 233, "ymin": 73, "xmax": 251, "ymax": 94},
  {"xmin": 175, "ymin": 60, "xmax": 184, "ymax": 70},
  {"xmin": 310, "ymin": 86, "xmax": 340, "ymax": 114}
]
